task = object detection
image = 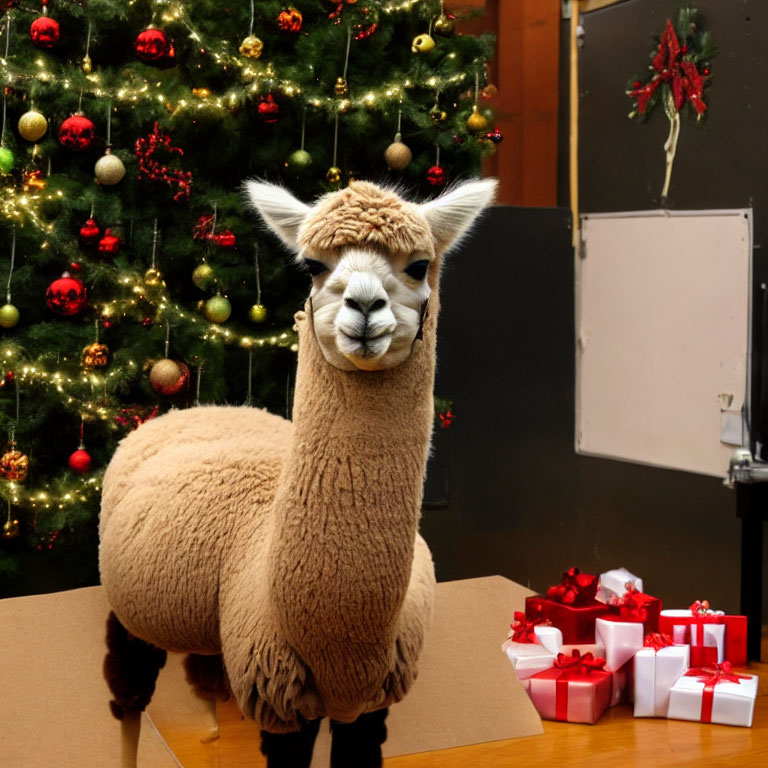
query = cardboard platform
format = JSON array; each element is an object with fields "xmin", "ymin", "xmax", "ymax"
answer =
[{"xmin": 0, "ymin": 576, "xmax": 541, "ymax": 767}]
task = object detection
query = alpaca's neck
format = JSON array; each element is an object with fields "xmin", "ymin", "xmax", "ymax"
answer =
[{"xmin": 267, "ymin": 302, "xmax": 437, "ymax": 716}]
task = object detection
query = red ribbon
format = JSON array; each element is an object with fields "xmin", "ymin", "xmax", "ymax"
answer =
[
  {"xmin": 545, "ymin": 567, "xmax": 598, "ymax": 606},
  {"xmin": 643, "ymin": 632, "xmax": 673, "ymax": 650},
  {"xmin": 509, "ymin": 611, "xmax": 550, "ymax": 643},
  {"xmin": 552, "ymin": 650, "xmax": 606, "ymax": 721},
  {"xmin": 613, "ymin": 585, "xmax": 651, "ymax": 622},
  {"xmin": 689, "ymin": 599, "xmax": 714, "ymax": 616},
  {"xmin": 629, "ymin": 18, "xmax": 707, "ymax": 117},
  {"xmin": 684, "ymin": 662, "xmax": 751, "ymax": 723}
]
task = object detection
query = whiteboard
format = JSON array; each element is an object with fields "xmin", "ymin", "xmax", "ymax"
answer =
[{"xmin": 576, "ymin": 210, "xmax": 751, "ymax": 478}]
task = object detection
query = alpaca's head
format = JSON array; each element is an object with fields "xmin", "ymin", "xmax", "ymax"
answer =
[{"xmin": 245, "ymin": 178, "xmax": 497, "ymax": 371}]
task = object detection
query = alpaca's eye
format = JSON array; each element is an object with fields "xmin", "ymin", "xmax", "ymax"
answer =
[
  {"xmin": 302, "ymin": 258, "xmax": 329, "ymax": 277},
  {"xmin": 404, "ymin": 260, "xmax": 430, "ymax": 281}
]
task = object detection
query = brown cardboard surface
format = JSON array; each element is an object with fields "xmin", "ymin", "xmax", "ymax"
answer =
[
  {"xmin": 1, "ymin": 576, "xmax": 542, "ymax": 767},
  {"xmin": 0, "ymin": 586, "xmax": 182, "ymax": 768}
]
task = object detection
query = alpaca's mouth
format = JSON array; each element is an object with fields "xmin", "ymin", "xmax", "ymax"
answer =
[{"xmin": 338, "ymin": 329, "xmax": 393, "ymax": 360}]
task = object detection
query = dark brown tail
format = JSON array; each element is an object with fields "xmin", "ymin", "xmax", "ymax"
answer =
[{"xmin": 103, "ymin": 611, "xmax": 167, "ymax": 720}]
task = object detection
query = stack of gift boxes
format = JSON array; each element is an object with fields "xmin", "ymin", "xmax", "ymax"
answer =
[{"xmin": 501, "ymin": 567, "xmax": 757, "ymax": 727}]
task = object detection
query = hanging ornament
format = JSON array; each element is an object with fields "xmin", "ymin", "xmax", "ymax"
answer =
[
  {"xmin": 193, "ymin": 213, "xmax": 236, "ymax": 247},
  {"xmin": 134, "ymin": 26, "xmax": 176, "ymax": 67},
  {"xmin": 0, "ymin": 448, "xmax": 28, "ymax": 481},
  {"xmin": 2, "ymin": 515, "xmax": 19, "ymax": 539},
  {"xmin": 384, "ymin": 133, "xmax": 412, "ymax": 171},
  {"xmin": 30, "ymin": 8, "xmax": 59, "ymax": 49},
  {"xmin": 212, "ymin": 231, "xmax": 236, "ymax": 247},
  {"xmin": 285, "ymin": 148, "xmax": 312, "ymax": 172},
  {"xmin": 429, "ymin": 105, "xmax": 447, "ymax": 124},
  {"xmin": 258, "ymin": 94, "xmax": 279, "ymax": 124},
  {"xmin": 0, "ymin": 147, "xmax": 13, "ymax": 174},
  {"xmin": 239, "ymin": 35, "xmax": 263, "ymax": 58},
  {"xmin": 95, "ymin": 148, "xmax": 126, "ymax": 185},
  {"xmin": 149, "ymin": 358, "xmax": 189, "ymax": 396},
  {"xmin": 334, "ymin": 77, "xmax": 349, "ymax": 97},
  {"xmin": 59, "ymin": 112, "xmax": 95, "ymax": 151},
  {"xmin": 98, "ymin": 228, "xmax": 121, "ymax": 256},
  {"xmin": 18, "ymin": 109, "xmax": 47, "ymax": 142},
  {"xmin": 21, "ymin": 169, "xmax": 46, "ymax": 192},
  {"xmin": 68, "ymin": 447, "xmax": 91, "ymax": 473},
  {"xmin": 144, "ymin": 219, "xmax": 164, "ymax": 286},
  {"xmin": 326, "ymin": 166, "xmax": 342, "ymax": 184},
  {"xmin": 482, "ymin": 84, "xmax": 498, "ymax": 101},
  {"xmin": 81, "ymin": 20, "xmax": 93, "ymax": 73},
  {"xmin": 82, "ymin": 342, "xmax": 109, "ymax": 369},
  {"xmin": 79, "ymin": 217, "xmax": 101, "ymax": 246},
  {"xmin": 134, "ymin": 123, "xmax": 192, "ymax": 202},
  {"xmin": 467, "ymin": 104, "xmax": 490, "ymax": 134},
  {"xmin": 45, "ymin": 272, "xmax": 87, "ymax": 316},
  {"xmin": 427, "ymin": 165, "xmax": 446, "ymax": 188},
  {"xmin": 249, "ymin": 304, "xmax": 267, "ymax": 323},
  {"xmin": 204, "ymin": 295, "xmax": 232, "ymax": 324},
  {"xmin": 485, "ymin": 126, "xmax": 503, "ymax": 144},
  {"xmin": 276, "ymin": 8, "xmax": 303, "ymax": 33},
  {"xmin": 0, "ymin": 303, "xmax": 19, "ymax": 328},
  {"xmin": 433, "ymin": 15, "xmax": 456, "ymax": 38},
  {"xmin": 192, "ymin": 263, "xmax": 214, "ymax": 289},
  {"xmin": 411, "ymin": 33, "xmax": 435, "ymax": 54}
]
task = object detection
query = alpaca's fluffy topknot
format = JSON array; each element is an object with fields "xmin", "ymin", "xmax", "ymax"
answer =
[{"xmin": 298, "ymin": 181, "xmax": 434, "ymax": 256}]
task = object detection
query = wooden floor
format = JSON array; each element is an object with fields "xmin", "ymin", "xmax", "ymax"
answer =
[{"xmin": 159, "ymin": 660, "xmax": 768, "ymax": 768}]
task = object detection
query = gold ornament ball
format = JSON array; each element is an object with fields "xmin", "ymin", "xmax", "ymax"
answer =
[
  {"xmin": 249, "ymin": 303, "xmax": 268, "ymax": 323},
  {"xmin": 384, "ymin": 140, "xmax": 412, "ymax": 171},
  {"xmin": 0, "ymin": 303, "xmax": 19, "ymax": 328},
  {"xmin": 149, "ymin": 358, "xmax": 183, "ymax": 392},
  {"xmin": 433, "ymin": 15, "xmax": 456, "ymax": 37},
  {"xmin": 429, "ymin": 105, "xmax": 447, "ymax": 124},
  {"xmin": 82, "ymin": 53, "xmax": 92, "ymax": 73},
  {"xmin": 95, "ymin": 151, "xmax": 126, "ymax": 185},
  {"xmin": 334, "ymin": 77, "xmax": 349, "ymax": 97},
  {"xmin": 2, "ymin": 517, "xmax": 20, "ymax": 539},
  {"xmin": 205, "ymin": 296, "xmax": 232, "ymax": 324},
  {"xmin": 285, "ymin": 149, "xmax": 312, "ymax": 172},
  {"xmin": 467, "ymin": 106, "xmax": 490, "ymax": 133},
  {"xmin": 18, "ymin": 109, "xmax": 48, "ymax": 142},
  {"xmin": 192, "ymin": 263, "xmax": 214, "ymax": 289},
  {"xmin": 326, "ymin": 166, "xmax": 342, "ymax": 184},
  {"xmin": 411, "ymin": 33, "xmax": 435, "ymax": 54},
  {"xmin": 144, "ymin": 267, "xmax": 165, "ymax": 286},
  {"xmin": 239, "ymin": 35, "xmax": 264, "ymax": 58}
]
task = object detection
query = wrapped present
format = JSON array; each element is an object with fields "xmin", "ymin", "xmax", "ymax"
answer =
[
  {"xmin": 501, "ymin": 612, "xmax": 563, "ymax": 682},
  {"xmin": 609, "ymin": 585, "xmax": 662, "ymax": 634},
  {"xmin": 667, "ymin": 662, "xmax": 757, "ymax": 727},
  {"xmin": 595, "ymin": 616, "xmax": 644, "ymax": 671},
  {"xmin": 634, "ymin": 632, "xmax": 690, "ymax": 718},
  {"xmin": 508, "ymin": 611, "xmax": 563, "ymax": 654},
  {"xmin": 525, "ymin": 567, "xmax": 612, "ymax": 644},
  {"xmin": 659, "ymin": 600, "xmax": 746, "ymax": 667},
  {"xmin": 609, "ymin": 662, "xmax": 632, "ymax": 707},
  {"xmin": 528, "ymin": 649, "xmax": 613, "ymax": 724},
  {"xmin": 597, "ymin": 567, "xmax": 644, "ymax": 603}
]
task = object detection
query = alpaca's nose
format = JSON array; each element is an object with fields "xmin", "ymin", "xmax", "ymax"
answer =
[{"xmin": 342, "ymin": 272, "xmax": 389, "ymax": 316}]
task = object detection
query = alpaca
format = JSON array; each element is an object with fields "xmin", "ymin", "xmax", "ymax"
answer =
[{"xmin": 98, "ymin": 177, "xmax": 497, "ymax": 765}]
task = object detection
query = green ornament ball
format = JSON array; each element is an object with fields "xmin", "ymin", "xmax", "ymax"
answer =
[
  {"xmin": 192, "ymin": 263, "xmax": 214, "ymax": 290},
  {"xmin": 0, "ymin": 147, "xmax": 14, "ymax": 175},
  {"xmin": 249, "ymin": 303, "xmax": 268, "ymax": 323},
  {"xmin": 285, "ymin": 149, "xmax": 312, "ymax": 172},
  {"xmin": 204, "ymin": 296, "xmax": 232, "ymax": 324},
  {"xmin": 0, "ymin": 303, "xmax": 19, "ymax": 328}
]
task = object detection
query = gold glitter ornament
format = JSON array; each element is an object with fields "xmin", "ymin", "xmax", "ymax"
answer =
[
  {"xmin": 429, "ymin": 105, "xmax": 447, "ymax": 124},
  {"xmin": 467, "ymin": 105, "xmax": 490, "ymax": 133},
  {"xmin": 82, "ymin": 342, "xmax": 110, "ymax": 369},
  {"xmin": 95, "ymin": 149, "xmax": 126, "ymax": 185},
  {"xmin": 384, "ymin": 134, "xmax": 412, "ymax": 171},
  {"xmin": 0, "ymin": 450, "xmax": 29, "ymax": 482},
  {"xmin": 82, "ymin": 53, "xmax": 92, "ymax": 73},
  {"xmin": 18, "ymin": 109, "xmax": 48, "ymax": 142},
  {"xmin": 144, "ymin": 267, "xmax": 165, "ymax": 286},
  {"xmin": 249, "ymin": 304, "xmax": 268, "ymax": 323},
  {"xmin": 433, "ymin": 15, "xmax": 456, "ymax": 37},
  {"xmin": 411, "ymin": 34, "xmax": 435, "ymax": 54},
  {"xmin": 334, "ymin": 77, "xmax": 349, "ymax": 97},
  {"xmin": 192, "ymin": 263, "xmax": 214, "ymax": 289},
  {"xmin": 326, "ymin": 166, "xmax": 342, "ymax": 184},
  {"xmin": 0, "ymin": 303, "xmax": 19, "ymax": 328},
  {"xmin": 239, "ymin": 35, "xmax": 264, "ymax": 59},
  {"xmin": 204, "ymin": 295, "xmax": 232, "ymax": 324}
]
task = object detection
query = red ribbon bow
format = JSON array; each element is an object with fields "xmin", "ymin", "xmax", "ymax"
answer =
[
  {"xmin": 644, "ymin": 632, "xmax": 673, "ymax": 650},
  {"xmin": 684, "ymin": 662, "xmax": 752, "ymax": 723},
  {"xmin": 614, "ymin": 585, "xmax": 650, "ymax": 621},
  {"xmin": 553, "ymin": 649, "xmax": 606, "ymax": 675},
  {"xmin": 689, "ymin": 599, "xmax": 714, "ymax": 616},
  {"xmin": 509, "ymin": 611, "xmax": 550, "ymax": 644},
  {"xmin": 546, "ymin": 567, "xmax": 598, "ymax": 606},
  {"xmin": 629, "ymin": 19, "xmax": 707, "ymax": 117}
]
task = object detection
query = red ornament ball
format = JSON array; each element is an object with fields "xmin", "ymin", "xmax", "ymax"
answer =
[
  {"xmin": 98, "ymin": 228, "xmax": 121, "ymax": 255},
  {"xmin": 258, "ymin": 94, "xmax": 279, "ymax": 124},
  {"xmin": 46, "ymin": 272, "xmax": 87, "ymax": 316},
  {"xmin": 68, "ymin": 448, "xmax": 92, "ymax": 474},
  {"xmin": 30, "ymin": 15, "xmax": 60, "ymax": 48},
  {"xmin": 427, "ymin": 165, "xmax": 446, "ymax": 187},
  {"xmin": 135, "ymin": 27, "xmax": 174, "ymax": 65},
  {"xmin": 276, "ymin": 8, "xmax": 303, "ymax": 32},
  {"xmin": 79, "ymin": 218, "xmax": 101, "ymax": 246},
  {"xmin": 59, "ymin": 114, "xmax": 95, "ymax": 151}
]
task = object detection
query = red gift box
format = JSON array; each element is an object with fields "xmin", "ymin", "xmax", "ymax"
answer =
[
  {"xmin": 609, "ymin": 585, "xmax": 662, "ymax": 634},
  {"xmin": 526, "ymin": 567, "xmax": 612, "ymax": 643},
  {"xmin": 528, "ymin": 649, "xmax": 613, "ymax": 724}
]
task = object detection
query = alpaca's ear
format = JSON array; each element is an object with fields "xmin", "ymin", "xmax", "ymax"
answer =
[
  {"xmin": 244, "ymin": 180, "xmax": 311, "ymax": 252},
  {"xmin": 420, "ymin": 178, "xmax": 498, "ymax": 254}
]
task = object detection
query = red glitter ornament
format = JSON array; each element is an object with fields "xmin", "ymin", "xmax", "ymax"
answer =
[
  {"xmin": 427, "ymin": 165, "xmax": 446, "ymax": 187},
  {"xmin": 134, "ymin": 122, "xmax": 192, "ymax": 202},
  {"xmin": 257, "ymin": 94, "xmax": 279, "ymax": 124},
  {"xmin": 59, "ymin": 113, "xmax": 95, "ymax": 151},
  {"xmin": 68, "ymin": 448, "xmax": 92, "ymax": 473},
  {"xmin": 276, "ymin": 8, "xmax": 303, "ymax": 32},
  {"xmin": 79, "ymin": 217, "xmax": 101, "ymax": 246},
  {"xmin": 30, "ymin": 15, "xmax": 59, "ymax": 48},
  {"xmin": 46, "ymin": 272, "xmax": 87, "ymax": 316},
  {"xmin": 134, "ymin": 27, "xmax": 176, "ymax": 67},
  {"xmin": 69, "ymin": 262, "xmax": 82, "ymax": 272},
  {"xmin": 98, "ymin": 228, "xmax": 121, "ymax": 255}
]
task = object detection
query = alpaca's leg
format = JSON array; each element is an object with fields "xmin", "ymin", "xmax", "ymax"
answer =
[
  {"xmin": 330, "ymin": 708, "xmax": 389, "ymax": 768},
  {"xmin": 183, "ymin": 653, "xmax": 231, "ymax": 743},
  {"xmin": 103, "ymin": 611, "xmax": 167, "ymax": 768},
  {"xmin": 260, "ymin": 718, "xmax": 321, "ymax": 768}
]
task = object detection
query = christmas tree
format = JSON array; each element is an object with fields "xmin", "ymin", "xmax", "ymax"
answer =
[{"xmin": 0, "ymin": 0, "xmax": 495, "ymax": 596}]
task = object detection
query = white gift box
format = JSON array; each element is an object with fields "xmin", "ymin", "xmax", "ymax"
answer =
[
  {"xmin": 531, "ymin": 625, "xmax": 563, "ymax": 654},
  {"xmin": 597, "ymin": 567, "xmax": 644, "ymax": 604},
  {"xmin": 660, "ymin": 609, "xmax": 725, "ymax": 663},
  {"xmin": 633, "ymin": 645, "xmax": 690, "ymax": 717},
  {"xmin": 595, "ymin": 617, "xmax": 644, "ymax": 671},
  {"xmin": 667, "ymin": 673, "xmax": 758, "ymax": 727},
  {"xmin": 501, "ymin": 639, "xmax": 556, "ymax": 680}
]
